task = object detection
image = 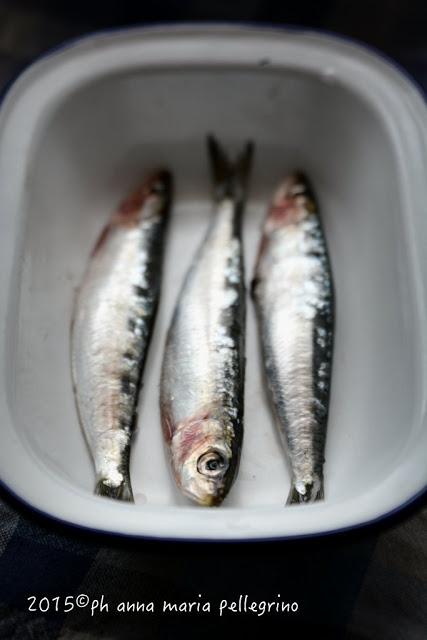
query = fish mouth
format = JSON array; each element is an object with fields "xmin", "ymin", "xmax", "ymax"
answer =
[
  {"xmin": 186, "ymin": 488, "xmax": 225, "ymax": 507},
  {"xmin": 199, "ymin": 493, "xmax": 224, "ymax": 507},
  {"xmin": 272, "ymin": 171, "xmax": 316, "ymax": 209},
  {"xmin": 180, "ymin": 476, "xmax": 226, "ymax": 507},
  {"xmin": 144, "ymin": 169, "xmax": 173, "ymax": 196}
]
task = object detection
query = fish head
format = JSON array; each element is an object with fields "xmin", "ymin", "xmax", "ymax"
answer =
[
  {"xmin": 138, "ymin": 169, "xmax": 173, "ymax": 220},
  {"xmin": 172, "ymin": 416, "xmax": 235, "ymax": 506},
  {"xmin": 113, "ymin": 169, "xmax": 173, "ymax": 225},
  {"xmin": 144, "ymin": 169, "xmax": 173, "ymax": 204},
  {"xmin": 265, "ymin": 171, "xmax": 316, "ymax": 233}
]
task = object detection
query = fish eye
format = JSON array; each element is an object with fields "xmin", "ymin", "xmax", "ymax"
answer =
[{"xmin": 197, "ymin": 451, "xmax": 228, "ymax": 477}]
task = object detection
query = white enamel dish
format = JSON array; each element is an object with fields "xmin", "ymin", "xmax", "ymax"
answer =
[{"xmin": 0, "ymin": 25, "xmax": 426, "ymax": 540}]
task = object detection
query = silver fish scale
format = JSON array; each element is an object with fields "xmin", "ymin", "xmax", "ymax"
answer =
[
  {"xmin": 72, "ymin": 213, "xmax": 166, "ymax": 492},
  {"xmin": 253, "ymin": 211, "xmax": 333, "ymax": 498},
  {"xmin": 161, "ymin": 198, "xmax": 245, "ymax": 441},
  {"xmin": 161, "ymin": 136, "xmax": 251, "ymax": 505}
]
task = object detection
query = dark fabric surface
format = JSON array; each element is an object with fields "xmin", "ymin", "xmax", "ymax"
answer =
[
  {"xmin": 0, "ymin": 2, "xmax": 426, "ymax": 639},
  {"xmin": 0, "ymin": 490, "xmax": 426, "ymax": 639}
]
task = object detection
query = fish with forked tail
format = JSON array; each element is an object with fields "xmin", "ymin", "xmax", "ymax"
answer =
[
  {"xmin": 252, "ymin": 172, "xmax": 334, "ymax": 504},
  {"xmin": 160, "ymin": 136, "xmax": 253, "ymax": 506},
  {"xmin": 71, "ymin": 170, "xmax": 172, "ymax": 501}
]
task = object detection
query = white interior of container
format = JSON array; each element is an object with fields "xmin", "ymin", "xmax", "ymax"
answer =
[{"xmin": 0, "ymin": 26, "xmax": 426, "ymax": 539}]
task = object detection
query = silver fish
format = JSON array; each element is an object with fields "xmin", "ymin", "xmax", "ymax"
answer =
[
  {"xmin": 252, "ymin": 172, "xmax": 334, "ymax": 504},
  {"xmin": 160, "ymin": 136, "xmax": 253, "ymax": 506},
  {"xmin": 71, "ymin": 170, "xmax": 172, "ymax": 501}
]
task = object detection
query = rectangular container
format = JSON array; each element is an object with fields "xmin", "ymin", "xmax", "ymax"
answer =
[{"xmin": 0, "ymin": 25, "xmax": 426, "ymax": 540}]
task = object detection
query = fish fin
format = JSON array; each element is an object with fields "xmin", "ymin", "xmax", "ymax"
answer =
[
  {"xmin": 235, "ymin": 139, "xmax": 254, "ymax": 196},
  {"xmin": 95, "ymin": 478, "xmax": 134, "ymax": 503},
  {"xmin": 207, "ymin": 134, "xmax": 254, "ymax": 203},
  {"xmin": 286, "ymin": 478, "xmax": 324, "ymax": 505}
]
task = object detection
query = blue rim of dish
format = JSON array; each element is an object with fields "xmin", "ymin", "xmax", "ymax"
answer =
[
  {"xmin": 0, "ymin": 476, "xmax": 426, "ymax": 545},
  {"xmin": 0, "ymin": 21, "xmax": 426, "ymax": 543}
]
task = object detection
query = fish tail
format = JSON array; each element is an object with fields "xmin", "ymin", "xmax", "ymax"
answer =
[
  {"xmin": 207, "ymin": 134, "xmax": 254, "ymax": 204},
  {"xmin": 286, "ymin": 477, "xmax": 324, "ymax": 505},
  {"xmin": 95, "ymin": 476, "xmax": 134, "ymax": 502}
]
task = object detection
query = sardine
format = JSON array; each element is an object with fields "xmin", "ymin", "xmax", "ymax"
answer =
[
  {"xmin": 252, "ymin": 172, "xmax": 334, "ymax": 504},
  {"xmin": 71, "ymin": 170, "xmax": 172, "ymax": 501},
  {"xmin": 160, "ymin": 136, "xmax": 253, "ymax": 506}
]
